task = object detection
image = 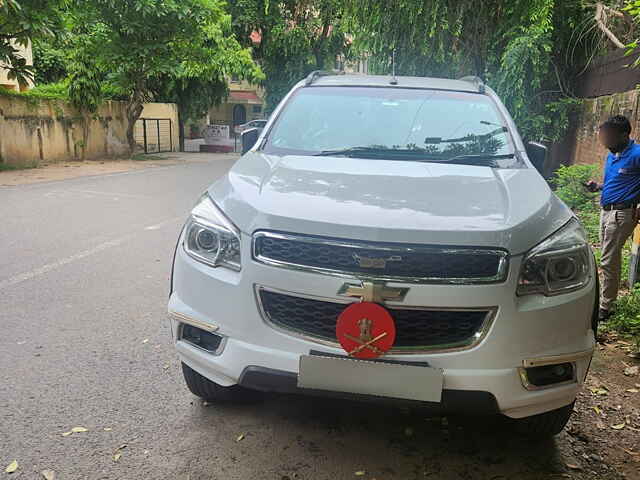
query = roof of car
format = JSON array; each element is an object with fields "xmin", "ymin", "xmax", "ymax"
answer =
[{"xmin": 306, "ymin": 74, "xmax": 483, "ymax": 93}]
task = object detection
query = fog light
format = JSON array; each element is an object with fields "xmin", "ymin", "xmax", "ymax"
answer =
[
  {"xmin": 523, "ymin": 362, "xmax": 574, "ymax": 388},
  {"xmin": 181, "ymin": 324, "xmax": 223, "ymax": 353}
]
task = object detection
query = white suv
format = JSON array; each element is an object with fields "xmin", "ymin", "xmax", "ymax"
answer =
[{"xmin": 169, "ymin": 73, "xmax": 597, "ymax": 436}]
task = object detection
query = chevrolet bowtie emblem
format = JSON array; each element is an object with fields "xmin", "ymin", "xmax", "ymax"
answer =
[{"xmin": 338, "ymin": 281, "xmax": 409, "ymax": 303}]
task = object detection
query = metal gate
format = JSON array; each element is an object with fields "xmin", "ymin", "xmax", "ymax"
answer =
[{"xmin": 134, "ymin": 118, "xmax": 173, "ymax": 153}]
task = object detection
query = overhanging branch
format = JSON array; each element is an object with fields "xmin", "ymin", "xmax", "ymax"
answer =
[{"xmin": 595, "ymin": 1, "xmax": 626, "ymax": 49}]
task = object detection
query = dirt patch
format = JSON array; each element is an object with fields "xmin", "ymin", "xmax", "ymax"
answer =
[
  {"xmin": 0, "ymin": 152, "xmax": 238, "ymax": 186},
  {"xmin": 565, "ymin": 338, "xmax": 640, "ymax": 479}
]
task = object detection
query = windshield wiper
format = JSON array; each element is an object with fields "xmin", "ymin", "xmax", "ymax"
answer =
[
  {"xmin": 314, "ymin": 146, "xmax": 429, "ymax": 157},
  {"xmin": 429, "ymin": 153, "xmax": 516, "ymax": 167}
]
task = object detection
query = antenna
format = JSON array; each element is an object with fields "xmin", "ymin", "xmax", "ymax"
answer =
[{"xmin": 390, "ymin": 49, "xmax": 398, "ymax": 85}]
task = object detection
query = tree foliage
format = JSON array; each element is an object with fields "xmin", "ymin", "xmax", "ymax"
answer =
[
  {"xmin": 344, "ymin": 0, "xmax": 599, "ymax": 142},
  {"xmin": 228, "ymin": 0, "xmax": 348, "ymax": 111},
  {"xmin": 66, "ymin": 0, "xmax": 263, "ymax": 152},
  {"xmin": 0, "ymin": 0, "xmax": 63, "ymax": 87}
]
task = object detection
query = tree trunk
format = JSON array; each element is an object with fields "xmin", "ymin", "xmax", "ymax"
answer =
[{"xmin": 125, "ymin": 98, "xmax": 144, "ymax": 155}]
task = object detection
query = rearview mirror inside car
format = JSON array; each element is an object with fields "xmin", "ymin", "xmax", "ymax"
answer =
[
  {"xmin": 526, "ymin": 141, "xmax": 547, "ymax": 175},
  {"xmin": 241, "ymin": 128, "xmax": 260, "ymax": 155}
]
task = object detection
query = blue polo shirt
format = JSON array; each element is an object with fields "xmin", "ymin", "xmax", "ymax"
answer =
[{"xmin": 601, "ymin": 140, "xmax": 640, "ymax": 206}]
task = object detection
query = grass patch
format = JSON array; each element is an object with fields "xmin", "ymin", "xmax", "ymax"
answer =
[
  {"xmin": 603, "ymin": 287, "xmax": 640, "ymax": 350},
  {"xmin": 131, "ymin": 153, "xmax": 167, "ymax": 161},
  {"xmin": 0, "ymin": 161, "xmax": 39, "ymax": 171}
]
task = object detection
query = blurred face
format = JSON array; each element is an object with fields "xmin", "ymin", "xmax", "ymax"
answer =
[{"xmin": 599, "ymin": 127, "xmax": 629, "ymax": 152}]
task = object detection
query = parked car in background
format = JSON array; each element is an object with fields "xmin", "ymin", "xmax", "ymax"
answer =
[
  {"xmin": 236, "ymin": 119, "xmax": 267, "ymax": 135},
  {"xmin": 169, "ymin": 72, "xmax": 598, "ymax": 437}
]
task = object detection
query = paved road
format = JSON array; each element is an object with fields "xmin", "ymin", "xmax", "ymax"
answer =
[{"xmin": 0, "ymin": 156, "xmax": 616, "ymax": 480}]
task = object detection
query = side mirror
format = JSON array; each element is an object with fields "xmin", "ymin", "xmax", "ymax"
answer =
[
  {"xmin": 241, "ymin": 128, "xmax": 260, "ymax": 155},
  {"xmin": 526, "ymin": 141, "xmax": 547, "ymax": 175}
]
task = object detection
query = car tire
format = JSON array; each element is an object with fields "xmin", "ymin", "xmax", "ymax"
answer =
[
  {"xmin": 181, "ymin": 363, "xmax": 262, "ymax": 403},
  {"xmin": 512, "ymin": 401, "xmax": 575, "ymax": 437}
]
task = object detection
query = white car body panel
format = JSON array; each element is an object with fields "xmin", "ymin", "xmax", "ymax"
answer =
[{"xmin": 210, "ymin": 153, "xmax": 571, "ymax": 254}]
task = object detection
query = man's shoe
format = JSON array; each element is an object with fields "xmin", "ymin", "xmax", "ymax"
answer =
[{"xmin": 599, "ymin": 309, "xmax": 611, "ymax": 321}]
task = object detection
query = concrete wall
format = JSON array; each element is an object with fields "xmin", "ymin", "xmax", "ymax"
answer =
[
  {"xmin": 139, "ymin": 102, "xmax": 179, "ymax": 152},
  {"xmin": 0, "ymin": 95, "xmax": 130, "ymax": 167},
  {"xmin": 0, "ymin": 97, "xmax": 180, "ymax": 167},
  {"xmin": 558, "ymin": 89, "xmax": 639, "ymax": 172}
]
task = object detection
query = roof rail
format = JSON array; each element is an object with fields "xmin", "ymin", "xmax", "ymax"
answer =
[
  {"xmin": 304, "ymin": 70, "xmax": 344, "ymax": 86},
  {"xmin": 458, "ymin": 75, "xmax": 486, "ymax": 93}
]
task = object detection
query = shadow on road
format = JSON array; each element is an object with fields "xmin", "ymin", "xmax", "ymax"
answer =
[{"xmin": 172, "ymin": 392, "xmax": 579, "ymax": 480}]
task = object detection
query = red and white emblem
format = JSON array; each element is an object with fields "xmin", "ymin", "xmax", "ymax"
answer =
[{"xmin": 336, "ymin": 302, "xmax": 396, "ymax": 359}]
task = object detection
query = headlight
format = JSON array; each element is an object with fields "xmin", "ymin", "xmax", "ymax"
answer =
[
  {"xmin": 183, "ymin": 194, "xmax": 241, "ymax": 271},
  {"xmin": 517, "ymin": 219, "xmax": 592, "ymax": 296}
]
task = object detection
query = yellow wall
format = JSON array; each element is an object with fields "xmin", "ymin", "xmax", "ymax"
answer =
[
  {"xmin": 0, "ymin": 41, "xmax": 34, "ymax": 92},
  {"xmin": 0, "ymin": 97, "xmax": 180, "ymax": 167},
  {"xmin": 139, "ymin": 102, "xmax": 180, "ymax": 152},
  {"xmin": 0, "ymin": 96, "xmax": 130, "ymax": 167}
]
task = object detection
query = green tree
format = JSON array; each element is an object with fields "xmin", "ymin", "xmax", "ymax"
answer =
[
  {"xmin": 344, "ymin": 0, "xmax": 598, "ymax": 142},
  {"xmin": 32, "ymin": 36, "xmax": 69, "ymax": 84},
  {"xmin": 0, "ymin": 0, "xmax": 63, "ymax": 87},
  {"xmin": 228, "ymin": 0, "xmax": 348, "ymax": 111},
  {"xmin": 67, "ymin": 0, "xmax": 263, "ymax": 152}
]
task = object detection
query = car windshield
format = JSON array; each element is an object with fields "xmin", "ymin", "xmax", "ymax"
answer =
[{"xmin": 263, "ymin": 86, "xmax": 520, "ymax": 167}]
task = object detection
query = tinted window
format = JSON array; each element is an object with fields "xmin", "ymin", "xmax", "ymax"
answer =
[{"xmin": 265, "ymin": 87, "xmax": 515, "ymax": 162}]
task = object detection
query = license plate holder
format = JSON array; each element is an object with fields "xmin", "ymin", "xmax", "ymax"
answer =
[{"xmin": 298, "ymin": 354, "xmax": 443, "ymax": 403}]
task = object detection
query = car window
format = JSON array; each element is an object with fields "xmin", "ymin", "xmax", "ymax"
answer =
[{"xmin": 264, "ymin": 86, "xmax": 516, "ymax": 163}]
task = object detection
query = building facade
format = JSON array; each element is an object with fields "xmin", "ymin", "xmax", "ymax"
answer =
[
  {"xmin": 0, "ymin": 41, "xmax": 34, "ymax": 92},
  {"xmin": 203, "ymin": 79, "xmax": 265, "ymax": 136}
]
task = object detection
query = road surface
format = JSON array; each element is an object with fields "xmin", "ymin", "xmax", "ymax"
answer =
[{"xmin": 0, "ymin": 155, "xmax": 623, "ymax": 480}]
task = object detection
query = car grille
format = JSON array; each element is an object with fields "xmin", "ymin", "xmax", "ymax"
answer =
[
  {"xmin": 253, "ymin": 232, "xmax": 508, "ymax": 283},
  {"xmin": 258, "ymin": 289, "xmax": 490, "ymax": 350}
]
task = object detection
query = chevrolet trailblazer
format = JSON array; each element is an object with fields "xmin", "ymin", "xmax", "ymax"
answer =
[{"xmin": 168, "ymin": 73, "xmax": 598, "ymax": 436}]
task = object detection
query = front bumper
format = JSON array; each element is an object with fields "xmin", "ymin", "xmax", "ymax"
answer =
[{"xmin": 169, "ymin": 234, "xmax": 596, "ymax": 419}]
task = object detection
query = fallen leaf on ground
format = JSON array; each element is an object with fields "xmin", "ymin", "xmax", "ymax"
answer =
[
  {"xmin": 355, "ymin": 471, "xmax": 366, "ymax": 476},
  {"xmin": 624, "ymin": 366, "xmax": 639, "ymax": 376},
  {"xmin": 142, "ymin": 338, "xmax": 149, "ymax": 344},
  {"xmin": 593, "ymin": 406, "xmax": 602, "ymax": 415},
  {"xmin": 163, "ymin": 364, "xmax": 170, "ymax": 370},
  {"xmin": 113, "ymin": 444, "xmax": 127, "ymax": 462},
  {"xmin": 103, "ymin": 427, "xmax": 112, "ymax": 431},
  {"xmin": 71, "ymin": 426, "xmax": 88, "ymax": 433},
  {"xmin": 41, "ymin": 469, "xmax": 55, "ymax": 480},
  {"xmin": 566, "ymin": 463, "xmax": 581, "ymax": 470},
  {"xmin": 611, "ymin": 423, "xmax": 626, "ymax": 430},
  {"xmin": 590, "ymin": 386, "xmax": 609, "ymax": 395},
  {"xmin": 5, "ymin": 461, "xmax": 18, "ymax": 473},
  {"xmin": 236, "ymin": 434, "xmax": 245, "ymax": 442},
  {"xmin": 626, "ymin": 388, "xmax": 639, "ymax": 393},
  {"xmin": 61, "ymin": 431, "xmax": 73, "ymax": 437}
]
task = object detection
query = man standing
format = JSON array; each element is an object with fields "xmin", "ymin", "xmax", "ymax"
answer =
[{"xmin": 587, "ymin": 115, "xmax": 640, "ymax": 321}]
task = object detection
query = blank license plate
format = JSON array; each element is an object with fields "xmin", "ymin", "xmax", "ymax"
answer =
[{"xmin": 298, "ymin": 355, "xmax": 443, "ymax": 403}]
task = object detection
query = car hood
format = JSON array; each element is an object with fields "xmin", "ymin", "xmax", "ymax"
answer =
[{"xmin": 208, "ymin": 152, "xmax": 572, "ymax": 255}]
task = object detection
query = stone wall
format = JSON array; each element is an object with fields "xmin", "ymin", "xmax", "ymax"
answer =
[
  {"xmin": 559, "ymin": 89, "xmax": 640, "ymax": 172},
  {"xmin": 0, "ymin": 96, "xmax": 130, "ymax": 168}
]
